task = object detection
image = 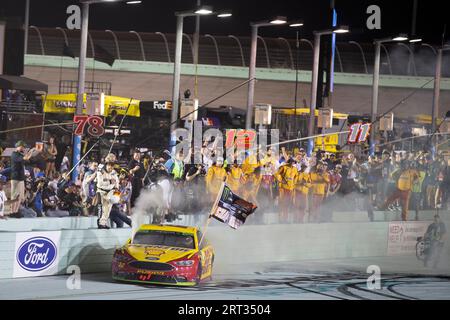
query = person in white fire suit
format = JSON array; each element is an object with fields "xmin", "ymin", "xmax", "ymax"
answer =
[{"xmin": 96, "ymin": 153, "xmax": 119, "ymax": 229}]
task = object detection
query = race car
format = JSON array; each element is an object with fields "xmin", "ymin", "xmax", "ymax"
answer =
[{"xmin": 111, "ymin": 224, "xmax": 214, "ymax": 286}]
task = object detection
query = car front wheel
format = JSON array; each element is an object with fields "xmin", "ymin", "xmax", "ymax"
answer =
[{"xmin": 195, "ymin": 262, "xmax": 203, "ymax": 285}]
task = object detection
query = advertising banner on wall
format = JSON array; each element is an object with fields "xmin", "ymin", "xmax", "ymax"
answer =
[
  {"xmin": 13, "ymin": 231, "xmax": 62, "ymax": 278},
  {"xmin": 43, "ymin": 94, "xmax": 140, "ymax": 117},
  {"xmin": 387, "ymin": 221, "xmax": 430, "ymax": 256}
]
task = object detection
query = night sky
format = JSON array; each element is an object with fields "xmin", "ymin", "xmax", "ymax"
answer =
[{"xmin": 0, "ymin": 0, "xmax": 448, "ymax": 44}]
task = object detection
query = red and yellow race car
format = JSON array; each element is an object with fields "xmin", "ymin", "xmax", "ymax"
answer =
[{"xmin": 112, "ymin": 224, "xmax": 214, "ymax": 286}]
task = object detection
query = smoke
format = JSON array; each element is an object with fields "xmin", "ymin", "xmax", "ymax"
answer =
[
  {"xmin": 128, "ymin": 176, "xmax": 450, "ymax": 277},
  {"xmin": 385, "ymin": 44, "xmax": 447, "ymax": 77},
  {"xmin": 130, "ymin": 178, "xmax": 207, "ymax": 237},
  {"xmin": 130, "ymin": 188, "xmax": 164, "ymax": 237}
]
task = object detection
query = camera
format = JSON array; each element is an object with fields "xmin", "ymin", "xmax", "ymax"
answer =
[
  {"xmin": 198, "ymin": 164, "xmax": 207, "ymax": 176},
  {"xmin": 165, "ymin": 212, "xmax": 181, "ymax": 223}
]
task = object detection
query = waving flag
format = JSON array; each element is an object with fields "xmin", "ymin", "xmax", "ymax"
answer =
[
  {"xmin": 93, "ymin": 44, "xmax": 115, "ymax": 67},
  {"xmin": 62, "ymin": 43, "xmax": 76, "ymax": 59},
  {"xmin": 210, "ymin": 183, "xmax": 257, "ymax": 229}
]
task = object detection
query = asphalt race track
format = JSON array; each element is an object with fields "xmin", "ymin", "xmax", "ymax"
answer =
[{"xmin": 1, "ymin": 257, "xmax": 449, "ymax": 300}]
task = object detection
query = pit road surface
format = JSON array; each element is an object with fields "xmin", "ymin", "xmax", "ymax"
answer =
[{"xmin": 1, "ymin": 256, "xmax": 449, "ymax": 300}]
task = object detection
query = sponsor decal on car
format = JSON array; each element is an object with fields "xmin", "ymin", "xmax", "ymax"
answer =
[
  {"xmin": 145, "ymin": 247, "xmax": 166, "ymax": 257},
  {"xmin": 145, "ymin": 257, "xmax": 160, "ymax": 261},
  {"xmin": 136, "ymin": 270, "xmax": 165, "ymax": 275}
]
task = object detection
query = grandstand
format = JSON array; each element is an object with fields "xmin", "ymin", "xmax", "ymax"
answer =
[{"xmin": 26, "ymin": 27, "xmax": 450, "ymax": 77}]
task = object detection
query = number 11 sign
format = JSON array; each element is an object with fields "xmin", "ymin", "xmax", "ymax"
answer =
[{"xmin": 348, "ymin": 123, "xmax": 371, "ymax": 144}]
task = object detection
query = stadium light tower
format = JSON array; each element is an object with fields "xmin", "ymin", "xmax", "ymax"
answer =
[
  {"xmin": 170, "ymin": 6, "xmax": 232, "ymax": 140},
  {"xmin": 369, "ymin": 33, "xmax": 411, "ymax": 156},
  {"xmin": 71, "ymin": 0, "xmax": 141, "ymax": 181},
  {"xmin": 245, "ymin": 16, "xmax": 289, "ymax": 129},
  {"xmin": 289, "ymin": 20, "xmax": 304, "ymax": 137},
  {"xmin": 306, "ymin": 25, "xmax": 349, "ymax": 156}
]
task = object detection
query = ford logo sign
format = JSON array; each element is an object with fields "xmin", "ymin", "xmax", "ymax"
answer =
[{"xmin": 16, "ymin": 237, "xmax": 57, "ymax": 272}]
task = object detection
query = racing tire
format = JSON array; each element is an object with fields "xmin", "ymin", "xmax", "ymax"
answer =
[
  {"xmin": 195, "ymin": 263, "xmax": 203, "ymax": 286},
  {"xmin": 209, "ymin": 255, "xmax": 215, "ymax": 281},
  {"xmin": 416, "ymin": 239, "xmax": 426, "ymax": 261}
]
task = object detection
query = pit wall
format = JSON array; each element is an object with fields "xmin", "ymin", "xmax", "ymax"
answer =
[{"xmin": 0, "ymin": 220, "xmax": 417, "ymax": 280}]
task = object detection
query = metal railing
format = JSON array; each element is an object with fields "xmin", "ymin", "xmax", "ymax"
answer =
[
  {"xmin": 0, "ymin": 100, "xmax": 40, "ymax": 112},
  {"xmin": 25, "ymin": 26, "xmax": 449, "ymax": 77},
  {"xmin": 59, "ymin": 80, "xmax": 112, "ymax": 95}
]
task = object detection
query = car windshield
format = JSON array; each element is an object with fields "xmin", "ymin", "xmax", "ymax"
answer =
[{"xmin": 133, "ymin": 230, "xmax": 196, "ymax": 249}]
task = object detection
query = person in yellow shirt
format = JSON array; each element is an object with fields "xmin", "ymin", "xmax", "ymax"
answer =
[
  {"xmin": 295, "ymin": 164, "xmax": 311, "ymax": 223},
  {"xmin": 381, "ymin": 161, "xmax": 419, "ymax": 221},
  {"xmin": 260, "ymin": 148, "xmax": 277, "ymax": 168},
  {"xmin": 205, "ymin": 157, "xmax": 227, "ymax": 204},
  {"xmin": 259, "ymin": 160, "xmax": 276, "ymax": 211},
  {"xmin": 243, "ymin": 166, "xmax": 262, "ymax": 206},
  {"xmin": 309, "ymin": 164, "xmax": 330, "ymax": 223},
  {"xmin": 274, "ymin": 158, "xmax": 298, "ymax": 223},
  {"xmin": 241, "ymin": 152, "xmax": 259, "ymax": 175},
  {"xmin": 227, "ymin": 161, "xmax": 245, "ymax": 195}
]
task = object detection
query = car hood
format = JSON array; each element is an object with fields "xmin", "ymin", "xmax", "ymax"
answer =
[{"xmin": 124, "ymin": 244, "xmax": 197, "ymax": 263}]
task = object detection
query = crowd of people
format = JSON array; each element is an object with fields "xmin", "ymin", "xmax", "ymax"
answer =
[{"xmin": 1, "ymin": 136, "xmax": 450, "ymax": 227}]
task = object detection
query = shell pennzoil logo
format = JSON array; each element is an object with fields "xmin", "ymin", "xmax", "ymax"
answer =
[{"xmin": 145, "ymin": 247, "xmax": 166, "ymax": 257}]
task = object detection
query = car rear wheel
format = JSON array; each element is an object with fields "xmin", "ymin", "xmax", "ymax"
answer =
[{"xmin": 209, "ymin": 255, "xmax": 215, "ymax": 281}]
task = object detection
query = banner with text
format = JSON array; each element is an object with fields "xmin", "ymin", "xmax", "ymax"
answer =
[
  {"xmin": 13, "ymin": 231, "xmax": 62, "ymax": 278},
  {"xmin": 387, "ymin": 221, "xmax": 430, "ymax": 256}
]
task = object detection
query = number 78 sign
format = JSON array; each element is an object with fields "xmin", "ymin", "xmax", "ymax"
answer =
[
  {"xmin": 348, "ymin": 123, "xmax": 371, "ymax": 143},
  {"xmin": 73, "ymin": 115, "xmax": 105, "ymax": 137}
]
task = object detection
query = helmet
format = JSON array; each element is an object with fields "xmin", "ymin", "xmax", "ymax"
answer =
[
  {"xmin": 119, "ymin": 168, "xmax": 129, "ymax": 176},
  {"xmin": 107, "ymin": 190, "xmax": 121, "ymax": 204}
]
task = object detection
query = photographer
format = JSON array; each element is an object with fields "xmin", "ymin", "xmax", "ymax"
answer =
[
  {"xmin": 58, "ymin": 181, "xmax": 83, "ymax": 216},
  {"xmin": 423, "ymin": 215, "xmax": 447, "ymax": 268},
  {"xmin": 0, "ymin": 176, "xmax": 9, "ymax": 219},
  {"xmin": 31, "ymin": 177, "xmax": 46, "ymax": 217},
  {"xmin": 185, "ymin": 162, "xmax": 206, "ymax": 217},
  {"xmin": 128, "ymin": 150, "xmax": 145, "ymax": 208},
  {"xmin": 81, "ymin": 161, "xmax": 98, "ymax": 216},
  {"xmin": 19, "ymin": 174, "xmax": 38, "ymax": 218},
  {"xmin": 42, "ymin": 182, "xmax": 69, "ymax": 217},
  {"xmin": 9, "ymin": 141, "xmax": 37, "ymax": 218}
]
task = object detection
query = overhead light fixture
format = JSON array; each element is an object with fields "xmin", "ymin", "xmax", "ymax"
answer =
[
  {"xmin": 81, "ymin": 0, "xmax": 123, "ymax": 3},
  {"xmin": 289, "ymin": 20, "xmax": 304, "ymax": 27},
  {"xmin": 392, "ymin": 33, "xmax": 408, "ymax": 41},
  {"xmin": 126, "ymin": 0, "xmax": 142, "ymax": 4},
  {"xmin": 409, "ymin": 37, "xmax": 422, "ymax": 43},
  {"xmin": 195, "ymin": 5, "xmax": 213, "ymax": 15},
  {"xmin": 270, "ymin": 16, "xmax": 287, "ymax": 25},
  {"xmin": 333, "ymin": 25, "xmax": 350, "ymax": 33},
  {"xmin": 217, "ymin": 11, "xmax": 232, "ymax": 18}
]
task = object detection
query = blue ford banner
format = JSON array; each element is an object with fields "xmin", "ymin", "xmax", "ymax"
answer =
[
  {"xmin": 16, "ymin": 237, "xmax": 57, "ymax": 272},
  {"xmin": 13, "ymin": 231, "xmax": 61, "ymax": 278}
]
